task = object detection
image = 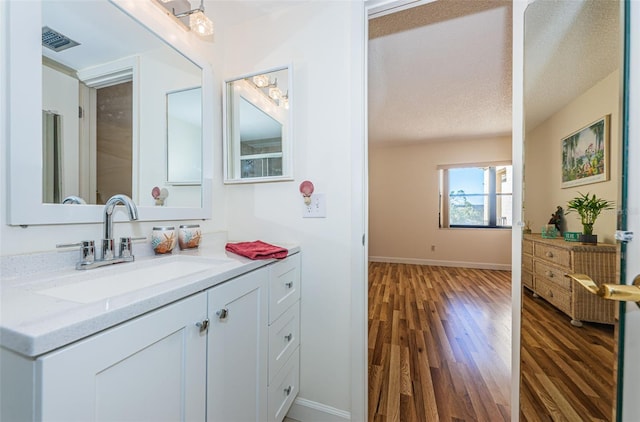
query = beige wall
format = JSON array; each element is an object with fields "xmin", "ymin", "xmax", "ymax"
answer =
[
  {"xmin": 369, "ymin": 136, "xmax": 512, "ymax": 269},
  {"xmin": 524, "ymin": 70, "xmax": 620, "ymax": 244}
]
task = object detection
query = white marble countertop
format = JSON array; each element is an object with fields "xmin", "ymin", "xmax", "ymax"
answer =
[{"xmin": 0, "ymin": 236, "xmax": 299, "ymax": 358}]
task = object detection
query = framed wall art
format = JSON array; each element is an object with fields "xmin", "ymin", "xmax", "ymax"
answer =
[{"xmin": 561, "ymin": 115, "xmax": 609, "ymax": 188}]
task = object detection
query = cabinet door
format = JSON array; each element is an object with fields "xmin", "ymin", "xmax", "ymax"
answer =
[
  {"xmin": 37, "ymin": 293, "xmax": 208, "ymax": 422},
  {"xmin": 207, "ymin": 269, "xmax": 268, "ymax": 422}
]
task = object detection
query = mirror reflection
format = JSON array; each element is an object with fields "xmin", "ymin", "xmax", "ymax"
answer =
[
  {"xmin": 521, "ymin": 0, "xmax": 622, "ymax": 420},
  {"xmin": 224, "ymin": 67, "xmax": 292, "ymax": 183},
  {"xmin": 41, "ymin": 0, "xmax": 202, "ymax": 207}
]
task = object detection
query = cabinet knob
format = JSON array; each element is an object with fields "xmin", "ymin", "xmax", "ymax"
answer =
[
  {"xmin": 284, "ymin": 385, "xmax": 292, "ymax": 396},
  {"xmin": 216, "ymin": 308, "xmax": 229, "ymax": 320},
  {"xmin": 545, "ymin": 271, "xmax": 554, "ymax": 278},
  {"xmin": 285, "ymin": 281, "xmax": 293, "ymax": 289},
  {"xmin": 196, "ymin": 319, "xmax": 210, "ymax": 333},
  {"xmin": 546, "ymin": 251, "xmax": 554, "ymax": 258},
  {"xmin": 285, "ymin": 333, "xmax": 293, "ymax": 342}
]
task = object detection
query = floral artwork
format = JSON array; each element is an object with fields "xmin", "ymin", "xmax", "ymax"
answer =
[{"xmin": 561, "ymin": 116, "xmax": 609, "ymax": 188}]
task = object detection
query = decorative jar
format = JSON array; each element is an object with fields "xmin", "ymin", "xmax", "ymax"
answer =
[
  {"xmin": 152, "ymin": 226, "xmax": 176, "ymax": 254},
  {"xmin": 178, "ymin": 224, "xmax": 201, "ymax": 250}
]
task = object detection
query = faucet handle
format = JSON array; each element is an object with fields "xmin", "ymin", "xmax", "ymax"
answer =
[
  {"xmin": 56, "ymin": 240, "xmax": 95, "ymax": 265},
  {"xmin": 119, "ymin": 237, "xmax": 145, "ymax": 260}
]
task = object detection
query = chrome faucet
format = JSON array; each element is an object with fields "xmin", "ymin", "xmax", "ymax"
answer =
[
  {"xmin": 56, "ymin": 194, "xmax": 142, "ymax": 270},
  {"xmin": 102, "ymin": 194, "xmax": 139, "ymax": 261}
]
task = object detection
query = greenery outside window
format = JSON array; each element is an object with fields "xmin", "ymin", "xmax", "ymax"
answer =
[{"xmin": 439, "ymin": 163, "xmax": 513, "ymax": 229}]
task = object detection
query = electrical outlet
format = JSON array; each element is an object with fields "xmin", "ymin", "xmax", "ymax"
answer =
[{"xmin": 302, "ymin": 193, "xmax": 326, "ymax": 218}]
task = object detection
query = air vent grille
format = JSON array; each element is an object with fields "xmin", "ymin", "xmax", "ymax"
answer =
[{"xmin": 42, "ymin": 26, "xmax": 80, "ymax": 52}]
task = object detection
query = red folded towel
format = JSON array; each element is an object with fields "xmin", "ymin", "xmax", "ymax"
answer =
[{"xmin": 225, "ymin": 240, "xmax": 288, "ymax": 260}]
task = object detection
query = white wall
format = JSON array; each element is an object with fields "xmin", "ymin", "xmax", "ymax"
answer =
[
  {"xmin": 369, "ymin": 136, "xmax": 512, "ymax": 269},
  {"xmin": 524, "ymin": 70, "xmax": 620, "ymax": 243},
  {"xmin": 216, "ymin": 1, "xmax": 364, "ymax": 416}
]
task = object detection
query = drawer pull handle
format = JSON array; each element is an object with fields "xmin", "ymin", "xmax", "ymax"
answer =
[
  {"xmin": 285, "ymin": 333, "xmax": 293, "ymax": 342},
  {"xmin": 285, "ymin": 281, "xmax": 293, "ymax": 289},
  {"xmin": 549, "ymin": 291, "xmax": 554, "ymax": 298},
  {"xmin": 196, "ymin": 319, "xmax": 210, "ymax": 333},
  {"xmin": 545, "ymin": 271, "xmax": 554, "ymax": 278},
  {"xmin": 284, "ymin": 385, "xmax": 292, "ymax": 396},
  {"xmin": 546, "ymin": 251, "xmax": 554, "ymax": 258},
  {"xmin": 216, "ymin": 308, "xmax": 229, "ymax": 320}
]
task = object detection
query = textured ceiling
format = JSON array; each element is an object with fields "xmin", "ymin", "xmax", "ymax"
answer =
[
  {"xmin": 368, "ymin": 0, "xmax": 513, "ymax": 146},
  {"xmin": 524, "ymin": 0, "xmax": 621, "ymax": 131}
]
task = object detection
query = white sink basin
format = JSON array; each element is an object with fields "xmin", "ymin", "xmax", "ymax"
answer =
[{"xmin": 36, "ymin": 255, "xmax": 236, "ymax": 304}]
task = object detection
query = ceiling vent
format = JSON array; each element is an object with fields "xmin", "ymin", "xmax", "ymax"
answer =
[{"xmin": 42, "ymin": 26, "xmax": 80, "ymax": 52}]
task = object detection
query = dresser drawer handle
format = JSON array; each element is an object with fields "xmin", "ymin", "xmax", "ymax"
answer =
[
  {"xmin": 545, "ymin": 271, "xmax": 554, "ymax": 278},
  {"xmin": 545, "ymin": 251, "xmax": 554, "ymax": 258},
  {"xmin": 548, "ymin": 290, "xmax": 554, "ymax": 298}
]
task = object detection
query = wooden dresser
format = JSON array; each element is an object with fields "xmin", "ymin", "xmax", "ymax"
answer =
[{"xmin": 522, "ymin": 234, "xmax": 617, "ymax": 326}]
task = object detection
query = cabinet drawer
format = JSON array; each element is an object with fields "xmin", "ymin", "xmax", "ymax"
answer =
[
  {"xmin": 268, "ymin": 350, "xmax": 299, "ymax": 422},
  {"xmin": 522, "ymin": 239, "xmax": 533, "ymax": 255},
  {"xmin": 269, "ymin": 303, "xmax": 300, "ymax": 384},
  {"xmin": 522, "ymin": 254, "xmax": 533, "ymax": 273},
  {"xmin": 522, "ymin": 270, "xmax": 534, "ymax": 289},
  {"xmin": 534, "ymin": 261, "xmax": 571, "ymax": 291},
  {"xmin": 535, "ymin": 277, "xmax": 571, "ymax": 314},
  {"xmin": 270, "ymin": 254, "xmax": 300, "ymax": 323},
  {"xmin": 534, "ymin": 243, "xmax": 571, "ymax": 267}
]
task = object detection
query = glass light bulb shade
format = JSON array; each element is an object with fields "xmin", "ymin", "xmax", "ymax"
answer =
[
  {"xmin": 189, "ymin": 11, "xmax": 213, "ymax": 36},
  {"xmin": 281, "ymin": 98, "xmax": 289, "ymax": 109},
  {"xmin": 269, "ymin": 87, "xmax": 282, "ymax": 100},
  {"xmin": 253, "ymin": 75, "xmax": 269, "ymax": 88}
]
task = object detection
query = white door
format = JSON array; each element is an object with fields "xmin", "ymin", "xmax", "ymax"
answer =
[
  {"xmin": 621, "ymin": 2, "xmax": 640, "ymax": 419},
  {"xmin": 38, "ymin": 293, "xmax": 207, "ymax": 422},
  {"xmin": 207, "ymin": 269, "xmax": 269, "ymax": 422}
]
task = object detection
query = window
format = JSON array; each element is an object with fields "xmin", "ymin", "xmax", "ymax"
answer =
[{"xmin": 439, "ymin": 163, "xmax": 512, "ymax": 228}]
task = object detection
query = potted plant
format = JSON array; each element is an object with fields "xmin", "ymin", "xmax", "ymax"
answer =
[{"xmin": 566, "ymin": 192, "xmax": 614, "ymax": 244}]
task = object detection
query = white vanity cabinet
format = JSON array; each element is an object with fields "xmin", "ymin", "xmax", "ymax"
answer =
[
  {"xmin": 0, "ymin": 252, "xmax": 301, "ymax": 422},
  {"xmin": 20, "ymin": 293, "xmax": 208, "ymax": 422}
]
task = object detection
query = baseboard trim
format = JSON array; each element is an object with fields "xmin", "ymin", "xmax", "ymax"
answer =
[
  {"xmin": 368, "ymin": 256, "xmax": 511, "ymax": 271},
  {"xmin": 287, "ymin": 397, "xmax": 351, "ymax": 422}
]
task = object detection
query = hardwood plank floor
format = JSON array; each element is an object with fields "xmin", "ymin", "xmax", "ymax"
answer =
[
  {"xmin": 519, "ymin": 287, "xmax": 615, "ymax": 422},
  {"xmin": 368, "ymin": 262, "xmax": 512, "ymax": 422}
]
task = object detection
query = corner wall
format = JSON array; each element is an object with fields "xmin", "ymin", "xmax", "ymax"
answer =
[
  {"xmin": 524, "ymin": 70, "xmax": 620, "ymax": 243},
  {"xmin": 369, "ymin": 136, "xmax": 513, "ymax": 269}
]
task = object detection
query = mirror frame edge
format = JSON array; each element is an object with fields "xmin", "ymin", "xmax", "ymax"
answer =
[
  {"xmin": 222, "ymin": 64, "xmax": 293, "ymax": 185},
  {"xmin": 5, "ymin": 0, "xmax": 213, "ymax": 226}
]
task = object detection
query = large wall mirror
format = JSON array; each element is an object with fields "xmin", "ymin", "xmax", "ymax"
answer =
[
  {"xmin": 223, "ymin": 66, "xmax": 292, "ymax": 183},
  {"xmin": 6, "ymin": 0, "xmax": 212, "ymax": 225},
  {"xmin": 520, "ymin": 0, "xmax": 623, "ymax": 420}
]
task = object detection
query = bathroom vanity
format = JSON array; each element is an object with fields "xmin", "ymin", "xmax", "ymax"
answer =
[{"xmin": 0, "ymin": 244, "xmax": 300, "ymax": 422}]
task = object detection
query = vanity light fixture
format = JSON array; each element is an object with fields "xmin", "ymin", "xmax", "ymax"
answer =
[
  {"xmin": 157, "ymin": 0, "xmax": 214, "ymax": 37},
  {"xmin": 253, "ymin": 74, "xmax": 274, "ymax": 88}
]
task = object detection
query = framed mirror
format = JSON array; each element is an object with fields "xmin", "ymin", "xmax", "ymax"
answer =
[
  {"xmin": 223, "ymin": 66, "xmax": 293, "ymax": 183},
  {"xmin": 520, "ymin": 0, "xmax": 623, "ymax": 419},
  {"xmin": 167, "ymin": 87, "xmax": 202, "ymax": 186},
  {"xmin": 5, "ymin": 0, "xmax": 213, "ymax": 225}
]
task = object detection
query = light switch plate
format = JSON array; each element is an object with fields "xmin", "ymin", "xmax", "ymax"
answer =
[{"xmin": 302, "ymin": 193, "xmax": 326, "ymax": 218}]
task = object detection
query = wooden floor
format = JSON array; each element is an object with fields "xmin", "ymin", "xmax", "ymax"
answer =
[
  {"xmin": 519, "ymin": 287, "xmax": 615, "ymax": 422},
  {"xmin": 368, "ymin": 262, "xmax": 512, "ymax": 422}
]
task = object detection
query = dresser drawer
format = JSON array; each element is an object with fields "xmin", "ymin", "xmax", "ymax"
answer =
[
  {"xmin": 269, "ymin": 303, "xmax": 300, "ymax": 384},
  {"xmin": 522, "ymin": 254, "xmax": 533, "ymax": 273},
  {"xmin": 269, "ymin": 254, "xmax": 301, "ymax": 323},
  {"xmin": 522, "ymin": 270, "xmax": 534, "ymax": 289},
  {"xmin": 535, "ymin": 277, "xmax": 571, "ymax": 314},
  {"xmin": 522, "ymin": 239, "xmax": 533, "ymax": 255},
  {"xmin": 534, "ymin": 261, "xmax": 571, "ymax": 291},
  {"xmin": 268, "ymin": 350, "xmax": 299, "ymax": 422},
  {"xmin": 534, "ymin": 243, "xmax": 571, "ymax": 267}
]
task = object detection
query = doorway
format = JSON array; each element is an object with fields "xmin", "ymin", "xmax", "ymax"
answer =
[{"xmin": 367, "ymin": 1, "xmax": 513, "ymax": 420}]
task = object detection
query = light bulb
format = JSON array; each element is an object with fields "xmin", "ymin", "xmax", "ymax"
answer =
[
  {"xmin": 190, "ymin": 11, "xmax": 213, "ymax": 36},
  {"xmin": 253, "ymin": 75, "xmax": 269, "ymax": 88},
  {"xmin": 269, "ymin": 87, "xmax": 282, "ymax": 101}
]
